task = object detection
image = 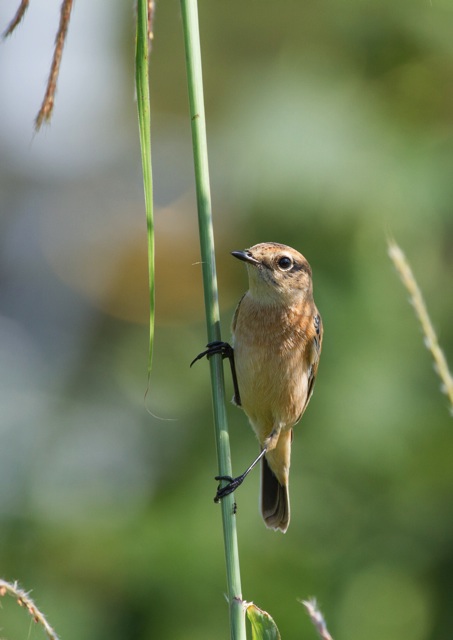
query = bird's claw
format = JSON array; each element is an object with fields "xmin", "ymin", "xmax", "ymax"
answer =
[
  {"xmin": 214, "ymin": 474, "xmax": 245, "ymax": 503},
  {"xmin": 190, "ymin": 340, "xmax": 241, "ymax": 406},
  {"xmin": 190, "ymin": 341, "xmax": 234, "ymax": 367}
]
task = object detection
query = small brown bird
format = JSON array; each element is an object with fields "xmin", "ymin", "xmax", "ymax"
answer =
[{"xmin": 193, "ymin": 242, "xmax": 323, "ymax": 533}]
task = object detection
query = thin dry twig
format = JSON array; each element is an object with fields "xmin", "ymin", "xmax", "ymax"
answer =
[
  {"xmin": 35, "ymin": 0, "xmax": 74, "ymax": 130},
  {"xmin": 148, "ymin": 0, "xmax": 156, "ymax": 48},
  {"xmin": 388, "ymin": 239, "xmax": 453, "ymax": 415},
  {"xmin": 0, "ymin": 578, "xmax": 60, "ymax": 640},
  {"xmin": 301, "ymin": 598, "xmax": 334, "ymax": 640},
  {"xmin": 2, "ymin": 0, "xmax": 30, "ymax": 38}
]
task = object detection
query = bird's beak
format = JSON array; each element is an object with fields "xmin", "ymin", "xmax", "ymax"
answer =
[{"xmin": 231, "ymin": 250, "xmax": 260, "ymax": 266}]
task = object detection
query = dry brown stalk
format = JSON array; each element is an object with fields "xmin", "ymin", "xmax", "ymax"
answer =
[
  {"xmin": 148, "ymin": 0, "xmax": 156, "ymax": 46},
  {"xmin": 2, "ymin": 0, "xmax": 30, "ymax": 38},
  {"xmin": 0, "ymin": 578, "xmax": 60, "ymax": 640},
  {"xmin": 302, "ymin": 598, "xmax": 334, "ymax": 640},
  {"xmin": 35, "ymin": 0, "xmax": 74, "ymax": 130},
  {"xmin": 388, "ymin": 239, "xmax": 453, "ymax": 414}
]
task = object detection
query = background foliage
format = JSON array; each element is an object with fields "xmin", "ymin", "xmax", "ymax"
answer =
[{"xmin": 0, "ymin": 0, "xmax": 452, "ymax": 638}]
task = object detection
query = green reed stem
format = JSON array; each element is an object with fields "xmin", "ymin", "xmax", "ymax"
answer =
[{"xmin": 179, "ymin": 1, "xmax": 246, "ymax": 638}]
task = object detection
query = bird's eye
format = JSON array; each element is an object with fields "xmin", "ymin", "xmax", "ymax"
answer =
[{"xmin": 277, "ymin": 256, "xmax": 293, "ymax": 270}]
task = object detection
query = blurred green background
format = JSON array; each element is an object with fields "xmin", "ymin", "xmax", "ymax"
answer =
[{"xmin": 1, "ymin": 0, "xmax": 452, "ymax": 638}]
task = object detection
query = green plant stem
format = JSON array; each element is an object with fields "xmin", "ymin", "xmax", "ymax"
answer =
[
  {"xmin": 135, "ymin": 0, "xmax": 155, "ymax": 380},
  {"xmin": 179, "ymin": 1, "xmax": 246, "ymax": 638}
]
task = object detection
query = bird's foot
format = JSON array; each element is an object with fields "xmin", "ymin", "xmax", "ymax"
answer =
[
  {"xmin": 190, "ymin": 341, "xmax": 233, "ymax": 367},
  {"xmin": 214, "ymin": 474, "xmax": 246, "ymax": 503}
]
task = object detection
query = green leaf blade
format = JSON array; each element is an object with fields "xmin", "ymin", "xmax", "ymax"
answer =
[
  {"xmin": 246, "ymin": 602, "xmax": 281, "ymax": 640},
  {"xmin": 135, "ymin": 0, "xmax": 155, "ymax": 380}
]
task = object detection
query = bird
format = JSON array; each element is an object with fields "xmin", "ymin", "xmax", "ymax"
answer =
[{"xmin": 192, "ymin": 242, "xmax": 323, "ymax": 533}]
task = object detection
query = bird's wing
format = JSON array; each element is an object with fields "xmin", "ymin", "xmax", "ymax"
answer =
[
  {"xmin": 231, "ymin": 293, "xmax": 246, "ymax": 334},
  {"xmin": 304, "ymin": 312, "xmax": 323, "ymax": 410}
]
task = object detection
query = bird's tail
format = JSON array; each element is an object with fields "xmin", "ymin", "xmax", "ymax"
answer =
[{"xmin": 261, "ymin": 452, "xmax": 290, "ymax": 533}]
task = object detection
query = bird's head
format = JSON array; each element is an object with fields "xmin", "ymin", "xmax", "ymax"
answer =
[{"xmin": 232, "ymin": 242, "xmax": 313, "ymax": 305}]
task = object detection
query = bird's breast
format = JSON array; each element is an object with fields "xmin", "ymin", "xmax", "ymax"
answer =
[{"xmin": 232, "ymin": 296, "xmax": 314, "ymax": 437}]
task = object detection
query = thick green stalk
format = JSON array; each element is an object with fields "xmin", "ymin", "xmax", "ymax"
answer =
[
  {"xmin": 135, "ymin": 0, "xmax": 155, "ymax": 379},
  {"xmin": 179, "ymin": 1, "xmax": 246, "ymax": 638}
]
